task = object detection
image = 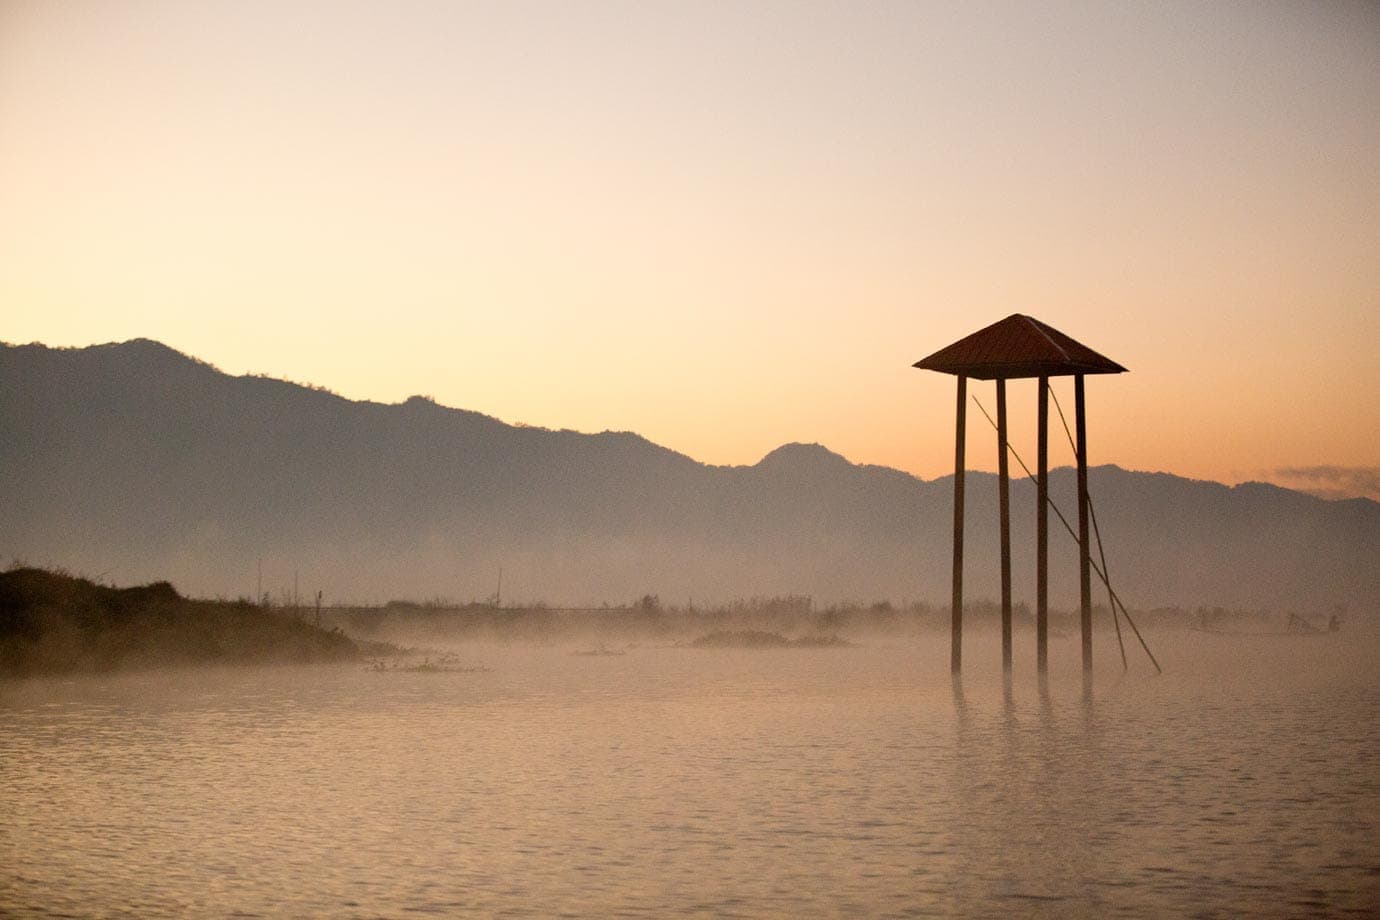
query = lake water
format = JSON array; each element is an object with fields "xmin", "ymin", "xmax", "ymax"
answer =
[{"xmin": 3, "ymin": 629, "xmax": 1378, "ymax": 918}]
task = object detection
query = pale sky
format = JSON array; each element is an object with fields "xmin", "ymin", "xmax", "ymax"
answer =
[{"xmin": 2, "ymin": 1, "xmax": 1377, "ymax": 496}]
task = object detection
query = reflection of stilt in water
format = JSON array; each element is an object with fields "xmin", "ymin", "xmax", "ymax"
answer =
[
  {"xmin": 1001, "ymin": 675, "xmax": 1020, "ymax": 736},
  {"xmin": 951, "ymin": 671, "xmax": 967, "ymax": 712},
  {"xmin": 1037, "ymin": 669, "xmax": 1053, "ymax": 720},
  {"xmin": 951, "ymin": 671, "xmax": 970, "ymax": 735}
]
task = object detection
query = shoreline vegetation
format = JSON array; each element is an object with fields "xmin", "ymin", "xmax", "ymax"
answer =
[
  {"xmin": 1, "ymin": 566, "xmax": 1355, "ymax": 678},
  {"xmin": 0, "ymin": 567, "xmax": 358, "ymax": 677}
]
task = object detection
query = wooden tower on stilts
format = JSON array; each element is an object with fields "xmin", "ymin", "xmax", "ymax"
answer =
[{"xmin": 914, "ymin": 315, "xmax": 1126, "ymax": 678}]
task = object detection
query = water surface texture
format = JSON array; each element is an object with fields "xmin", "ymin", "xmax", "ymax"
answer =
[{"xmin": 4, "ymin": 632, "xmax": 1378, "ymax": 917}]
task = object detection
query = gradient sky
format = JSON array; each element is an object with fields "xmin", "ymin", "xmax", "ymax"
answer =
[{"xmin": 2, "ymin": 1, "xmax": 1377, "ymax": 497}]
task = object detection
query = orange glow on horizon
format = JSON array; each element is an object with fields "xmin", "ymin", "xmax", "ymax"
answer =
[{"xmin": 1, "ymin": 1, "xmax": 1376, "ymax": 498}]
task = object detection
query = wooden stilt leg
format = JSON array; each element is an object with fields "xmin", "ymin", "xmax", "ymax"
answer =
[
  {"xmin": 997, "ymin": 379, "xmax": 1011, "ymax": 674},
  {"xmin": 952, "ymin": 375, "xmax": 966, "ymax": 675},
  {"xmin": 1037, "ymin": 377, "xmax": 1048, "ymax": 675},
  {"xmin": 1076, "ymin": 374, "xmax": 1092, "ymax": 676}
]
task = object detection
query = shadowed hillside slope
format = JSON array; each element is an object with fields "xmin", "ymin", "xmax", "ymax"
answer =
[{"xmin": 1, "ymin": 339, "xmax": 1376, "ymax": 612}]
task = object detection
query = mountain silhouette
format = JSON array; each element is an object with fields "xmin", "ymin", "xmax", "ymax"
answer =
[{"xmin": 2, "ymin": 339, "xmax": 1375, "ymax": 612}]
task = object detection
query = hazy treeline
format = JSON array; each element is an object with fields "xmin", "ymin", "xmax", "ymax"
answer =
[
  {"xmin": 329, "ymin": 594, "xmax": 929, "ymax": 645},
  {"xmin": 323, "ymin": 592, "xmax": 1328, "ymax": 646}
]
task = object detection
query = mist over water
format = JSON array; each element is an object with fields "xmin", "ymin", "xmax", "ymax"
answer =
[{"xmin": 3, "ymin": 628, "xmax": 1377, "ymax": 918}]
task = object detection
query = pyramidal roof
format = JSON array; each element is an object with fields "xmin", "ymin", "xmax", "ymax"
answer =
[{"xmin": 913, "ymin": 314, "xmax": 1127, "ymax": 379}]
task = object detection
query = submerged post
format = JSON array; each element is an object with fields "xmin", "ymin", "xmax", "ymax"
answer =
[
  {"xmin": 997, "ymin": 379, "xmax": 1011, "ymax": 674},
  {"xmin": 951, "ymin": 374, "xmax": 967, "ymax": 675},
  {"xmin": 1076, "ymin": 374, "xmax": 1092, "ymax": 675},
  {"xmin": 1037, "ymin": 376, "xmax": 1049, "ymax": 675}
]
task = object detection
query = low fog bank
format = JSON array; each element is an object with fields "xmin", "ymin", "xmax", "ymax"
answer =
[
  {"xmin": 4, "ymin": 560, "xmax": 1370, "ymax": 680},
  {"xmin": 322, "ymin": 592, "xmax": 1370, "ymax": 652},
  {"xmin": 22, "ymin": 510, "xmax": 1376, "ymax": 621}
]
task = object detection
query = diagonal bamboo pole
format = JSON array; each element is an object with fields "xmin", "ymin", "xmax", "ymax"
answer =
[
  {"xmin": 1050, "ymin": 386, "xmax": 1127, "ymax": 670},
  {"xmin": 971, "ymin": 394, "xmax": 1161, "ymax": 674}
]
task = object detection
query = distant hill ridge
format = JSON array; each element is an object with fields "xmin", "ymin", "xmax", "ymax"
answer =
[{"xmin": 1, "ymin": 338, "xmax": 1375, "ymax": 612}]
